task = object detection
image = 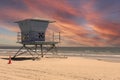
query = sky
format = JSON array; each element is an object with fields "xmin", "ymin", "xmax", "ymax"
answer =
[{"xmin": 0, "ymin": 0, "xmax": 120, "ymax": 47}]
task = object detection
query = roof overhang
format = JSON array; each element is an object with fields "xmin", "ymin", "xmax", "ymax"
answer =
[{"xmin": 15, "ymin": 19, "xmax": 56, "ymax": 23}]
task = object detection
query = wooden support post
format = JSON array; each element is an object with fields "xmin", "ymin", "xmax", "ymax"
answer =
[
  {"xmin": 40, "ymin": 44, "xmax": 44, "ymax": 58},
  {"xmin": 35, "ymin": 44, "xmax": 37, "ymax": 52},
  {"xmin": 35, "ymin": 44, "xmax": 40, "ymax": 58},
  {"xmin": 12, "ymin": 44, "xmax": 25, "ymax": 59}
]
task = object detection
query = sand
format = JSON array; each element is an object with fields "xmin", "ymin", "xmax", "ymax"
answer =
[{"xmin": 0, "ymin": 56, "xmax": 120, "ymax": 80}]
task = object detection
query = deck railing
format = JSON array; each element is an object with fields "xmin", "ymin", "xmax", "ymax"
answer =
[{"xmin": 17, "ymin": 32, "xmax": 61, "ymax": 43}]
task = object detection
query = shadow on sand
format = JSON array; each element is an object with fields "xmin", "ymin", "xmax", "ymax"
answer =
[{"xmin": 1, "ymin": 57, "xmax": 34, "ymax": 61}]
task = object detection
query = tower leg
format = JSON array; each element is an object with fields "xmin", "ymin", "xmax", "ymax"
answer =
[
  {"xmin": 53, "ymin": 44, "xmax": 57, "ymax": 55},
  {"xmin": 40, "ymin": 44, "xmax": 44, "ymax": 57},
  {"xmin": 12, "ymin": 46, "xmax": 24, "ymax": 59},
  {"xmin": 42, "ymin": 44, "xmax": 58, "ymax": 56},
  {"xmin": 51, "ymin": 44, "xmax": 57, "ymax": 55},
  {"xmin": 35, "ymin": 44, "xmax": 37, "ymax": 52},
  {"xmin": 25, "ymin": 47, "xmax": 35, "ymax": 60},
  {"xmin": 35, "ymin": 45, "xmax": 40, "ymax": 57}
]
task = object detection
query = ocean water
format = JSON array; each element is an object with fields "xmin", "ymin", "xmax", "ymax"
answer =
[
  {"xmin": 1, "ymin": 47, "xmax": 120, "ymax": 62},
  {"xmin": 58, "ymin": 47, "xmax": 120, "ymax": 54},
  {"xmin": 0, "ymin": 47, "xmax": 120, "ymax": 55}
]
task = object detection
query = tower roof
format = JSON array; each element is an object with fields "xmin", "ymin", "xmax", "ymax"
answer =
[
  {"xmin": 15, "ymin": 19, "xmax": 55, "ymax": 23},
  {"xmin": 15, "ymin": 18, "xmax": 55, "ymax": 32}
]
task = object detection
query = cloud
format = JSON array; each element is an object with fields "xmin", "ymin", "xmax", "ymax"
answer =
[
  {"xmin": 0, "ymin": 0, "xmax": 120, "ymax": 46},
  {"xmin": 77, "ymin": 0, "xmax": 120, "ymax": 46}
]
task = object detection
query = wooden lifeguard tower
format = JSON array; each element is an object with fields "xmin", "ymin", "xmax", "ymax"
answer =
[{"xmin": 12, "ymin": 19, "xmax": 60, "ymax": 59}]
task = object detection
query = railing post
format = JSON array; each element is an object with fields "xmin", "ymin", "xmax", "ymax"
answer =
[
  {"xmin": 53, "ymin": 32, "xmax": 54, "ymax": 42},
  {"xmin": 59, "ymin": 32, "xmax": 61, "ymax": 43}
]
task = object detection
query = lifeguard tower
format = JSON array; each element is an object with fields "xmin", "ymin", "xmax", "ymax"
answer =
[{"xmin": 12, "ymin": 19, "xmax": 60, "ymax": 59}]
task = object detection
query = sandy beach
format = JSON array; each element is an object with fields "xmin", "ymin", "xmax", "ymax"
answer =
[{"xmin": 0, "ymin": 55, "xmax": 120, "ymax": 80}]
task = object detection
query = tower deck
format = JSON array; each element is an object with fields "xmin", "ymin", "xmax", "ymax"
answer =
[{"xmin": 18, "ymin": 41, "xmax": 59, "ymax": 45}]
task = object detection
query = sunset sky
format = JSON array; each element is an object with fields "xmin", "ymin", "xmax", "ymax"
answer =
[{"xmin": 0, "ymin": 0, "xmax": 120, "ymax": 47}]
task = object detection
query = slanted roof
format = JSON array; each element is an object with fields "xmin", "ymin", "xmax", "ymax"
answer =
[
  {"xmin": 15, "ymin": 19, "xmax": 55, "ymax": 23},
  {"xmin": 15, "ymin": 18, "xmax": 55, "ymax": 32}
]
